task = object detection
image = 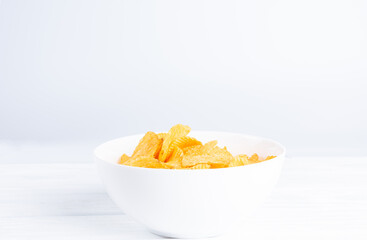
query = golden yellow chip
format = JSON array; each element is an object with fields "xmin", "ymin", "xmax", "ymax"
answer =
[
  {"xmin": 185, "ymin": 141, "xmax": 227, "ymax": 157},
  {"xmin": 182, "ymin": 155, "xmax": 213, "ymax": 167},
  {"xmin": 203, "ymin": 140, "xmax": 218, "ymax": 151},
  {"xmin": 238, "ymin": 154, "xmax": 250, "ymax": 165},
  {"xmin": 182, "ymin": 145, "xmax": 204, "ymax": 155},
  {"xmin": 164, "ymin": 136, "xmax": 202, "ymax": 161},
  {"xmin": 182, "ymin": 153, "xmax": 231, "ymax": 168},
  {"xmin": 119, "ymin": 154, "xmax": 130, "ymax": 164},
  {"xmin": 229, "ymin": 155, "xmax": 246, "ymax": 167},
  {"xmin": 182, "ymin": 143, "xmax": 233, "ymax": 168},
  {"xmin": 173, "ymin": 136, "xmax": 202, "ymax": 149},
  {"xmin": 132, "ymin": 132, "xmax": 163, "ymax": 159},
  {"xmin": 165, "ymin": 147, "xmax": 184, "ymax": 169},
  {"xmin": 159, "ymin": 124, "xmax": 191, "ymax": 162},
  {"xmin": 123, "ymin": 156, "xmax": 169, "ymax": 169},
  {"xmin": 191, "ymin": 163, "xmax": 210, "ymax": 169},
  {"xmin": 205, "ymin": 145, "xmax": 230, "ymax": 156},
  {"xmin": 208, "ymin": 146, "xmax": 234, "ymax": 165},
  {"xmin": 265, "ymin": 155, "xmax": 276, "ymax": 160},
  {"xmin": 157, "ymin": 133, "xmax": 168, "ymax": 140},
  {"xmin": 248, "ymin": 153, "xmax": 261, "ymax": 164}
]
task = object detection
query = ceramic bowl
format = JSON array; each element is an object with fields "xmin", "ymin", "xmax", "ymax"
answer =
[{"xmin": 95, "ymin": 131, "xmax": 285, "ymax": 238}]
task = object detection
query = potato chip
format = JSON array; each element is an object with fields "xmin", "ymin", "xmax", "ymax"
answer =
[
  {"xmin": 165, "ymin": 147, "xmax": 184, "ymax": 169},
  {"xmin": 173, "ymin": 136, "xmax": 202, "ymax": 149},
  {"xmin": 248, "ymin": 153, "xmax": 261, "ymax": 164},
  {"xmin": 157, "ymin": 133, "xmax": 168, "ymax": 140},
  {"xmin": 132, "ymin": 132, "xmax": 163, "ymax": 159},
  {"xmin": 182, "ymin": 143, "xmax": 233, "ymax": 168},
  {"xmin": 182, "ymin": 152, "xmax": 231, "ymax": 168},
  {"xmin": 203, "ymin": 140, "xmax": 218, "ymax": 150},
  {"xmin": 164, "ymin": 136, "xmax": 202, "ymax": 161},
  {"xmin": 182, "ymin": 145, "xmax": 204, "ymax": 155},
  {"xmin": 123, "ymin": 156, "xmax": 169, "ymax": 169},
  {"xmin": 182, "ymin": 155, "xmax": 214, "ymax": 167},
  {"xmin": 229, "ymin": 154, "xmax": 248, "ymax": 167},
  {"xmin": 191, "ymin": 163, "xmax": 210, "ymax": 169},
  {"xmin": 205, "ymin": 145, "xmax": 231, "ymax": 156},
  {"xmin": 265, "ymin": 155, "xmax": 276, "ymax": 160},
  {"xmin": 207, "ymin": 146, "xmax": 234, "ymax": 165},
  {"xmin": 159, "ymin": 124, "xmax": 191, "ymax": 162},
  {"xmin": 238, "ymin": 154, "xmax": 250, "ymax": 165},
  {"xmin": 119, "ymin": 154, "xmax": 130, "ymax": 164}
]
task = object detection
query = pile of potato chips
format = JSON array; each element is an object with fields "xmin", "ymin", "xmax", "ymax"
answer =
[{"xmin": 118, "ymin": 124, "xmax": 276, "ymax": 169}]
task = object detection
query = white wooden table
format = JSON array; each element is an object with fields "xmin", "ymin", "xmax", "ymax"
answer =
[{"xmin": 1, "ymin": 143, "xmax": 366, "ymax": 239}]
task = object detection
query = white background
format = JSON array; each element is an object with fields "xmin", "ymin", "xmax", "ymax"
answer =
[{"xmin": 0, "ymin": 0, "xmax": 366, "ymax": 156}]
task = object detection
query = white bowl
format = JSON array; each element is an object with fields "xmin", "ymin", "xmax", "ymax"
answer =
[{"xmin": 94, "ymin": 131, "xmax": 285, "ymax": 238}]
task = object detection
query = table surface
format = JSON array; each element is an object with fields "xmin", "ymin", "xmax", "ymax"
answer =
[{"xmin": 1, "ymin": 143, "xmax": 366, "ymax": 240}]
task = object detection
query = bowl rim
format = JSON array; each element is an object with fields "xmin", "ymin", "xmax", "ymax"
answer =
[{"xmin": 94, "ymin": 131, "xmax": 286, "ymax": 172}]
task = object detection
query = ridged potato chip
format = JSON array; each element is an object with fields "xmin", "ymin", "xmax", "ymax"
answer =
[
  {"xmin": 182, "ymin": 145, "xmax": 204, "ymax": 155},
  {"xmin": 119, "ymin": 154, "xmax": 130, "ymax": 164},
  {"xmin": 181, "ymin": 142, "xmax": 233, "ymax": 168},
  {"xmin": 159, "ymin": 124, "xmax": 191, "ymax": 162},
  {"xmin": 182, "ymin": 155, "xmax": 214, "ymax": 167},
  {"xmin": 203, "ymin": 140, "xmax": 218, "ymax": 151},
  {"xmin": 123, "ymin": 156, "xmax": 168, "ymax": 169},
  {"xmin": 238, "ymin": 154, "xmax": 250, "ymax": 165},
  {"xmin": 182, "ymin": 141, "xmax": 220, "ymax": 156},
  {"xmin": 164, "ymin": 136, "xmax": 202, "ymax": 161},
  {"xmin": 191, "ymin": 163, "xmax": 210, "ymax": 169},
  {"xmin": 157, "ymin": 133, "xmax": 168, "ymax": 140},
  {"xmin": 132, "ymin": 132, "xmax": 163, "ymax": 159},
  {"xmin": 182, "ymin": 151, "xmax": 232, "ymax": 168},
  {"xmin": 248, "ymin": 153, "xmax": 261, "ymax": 164},
  {"xmin": 165, "ymin": 147, "xmax": 184, "ymax": 169},
  {"xmin": 172, "ymin": 136, "xmax": 202, "ymax": 150},
  {"xmin": 265, "ymin": 155, "xmax": 276, "ymax": 160},
  {"xmin": 207, "ymin": 146, "xmax": 234, "ymax": 167},
  {"xmin": 229, "ymin": 155, "xmax": 248, "ymax": 167}
]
